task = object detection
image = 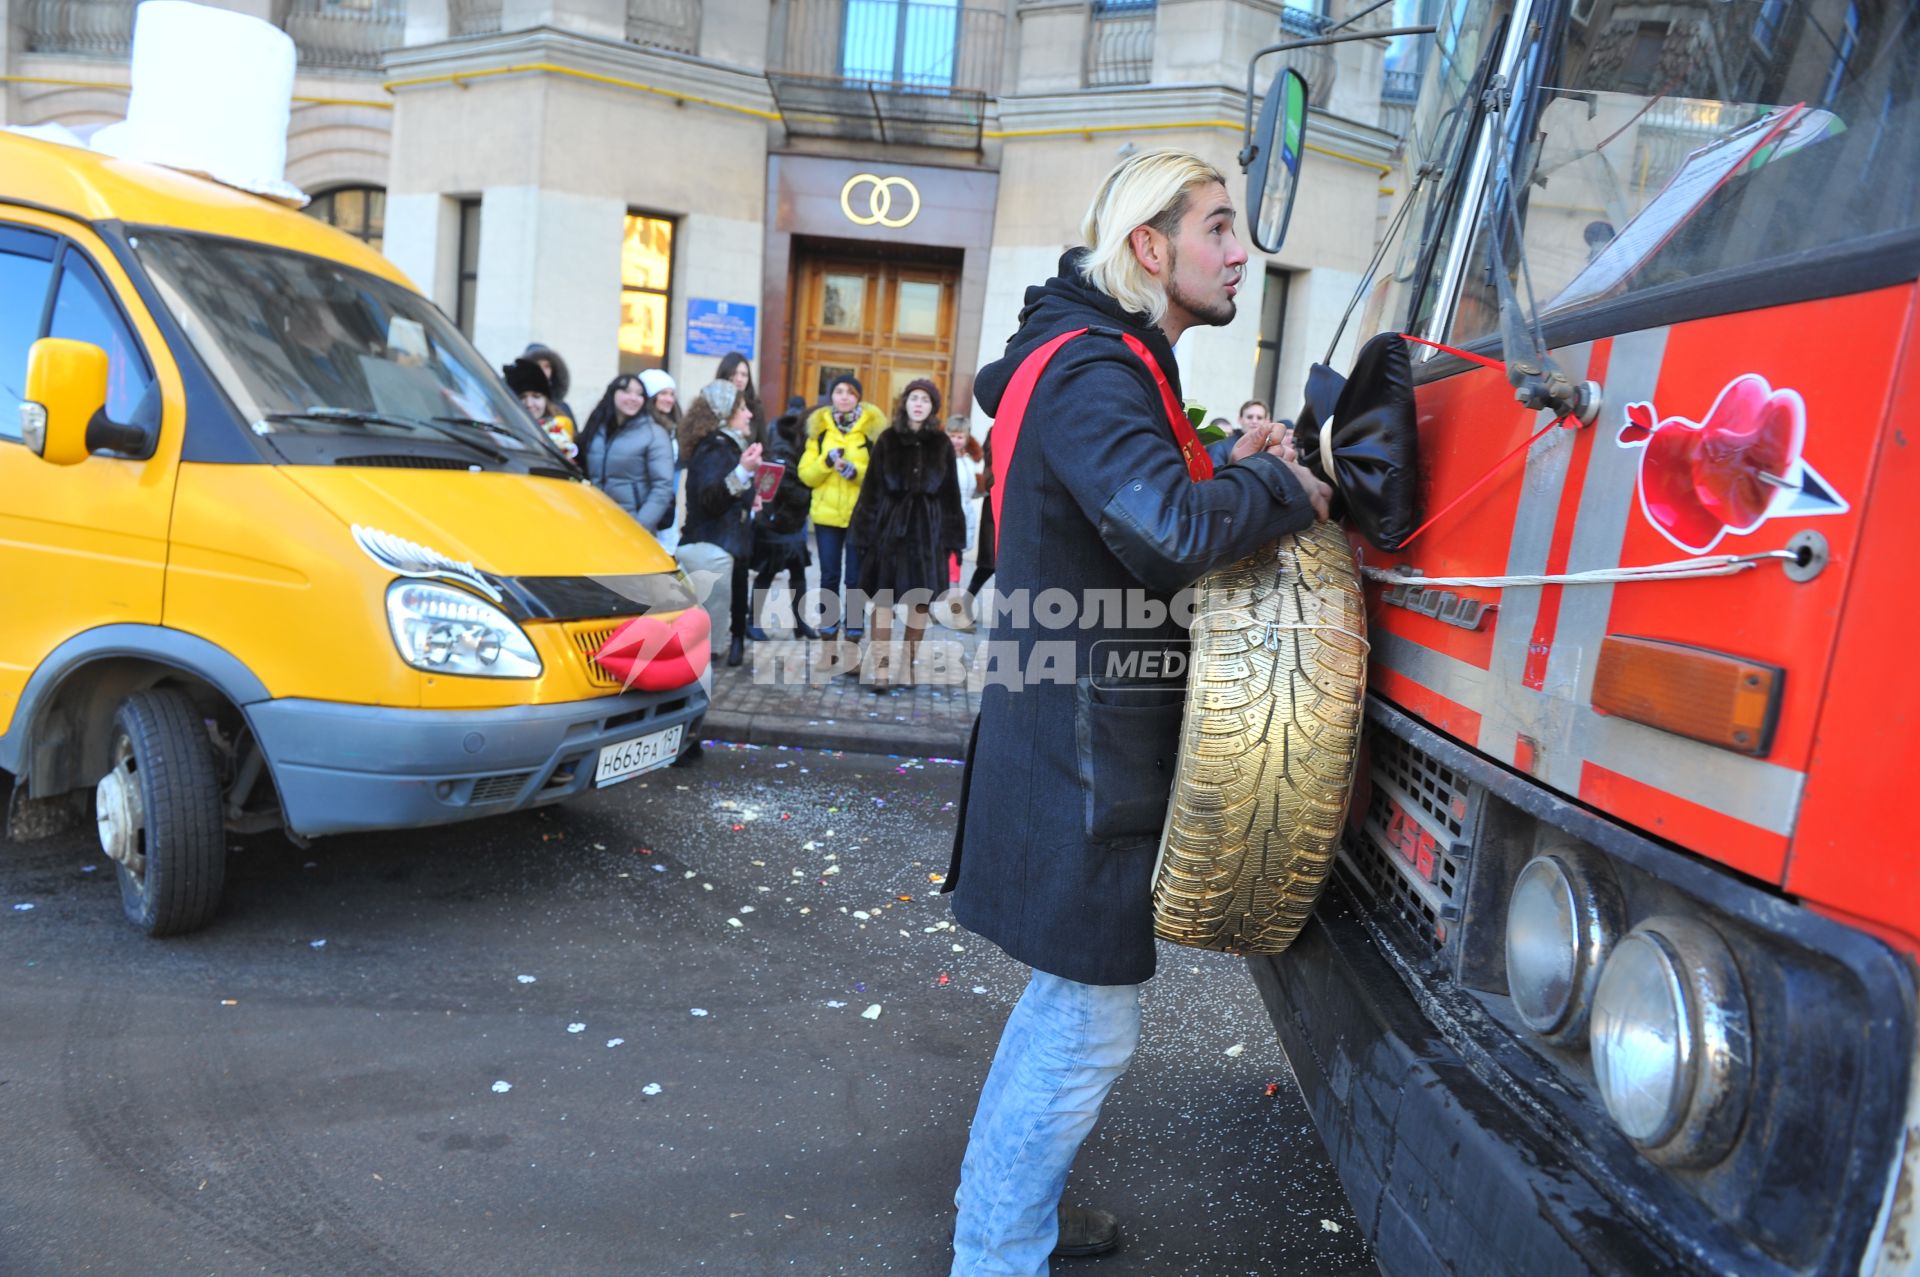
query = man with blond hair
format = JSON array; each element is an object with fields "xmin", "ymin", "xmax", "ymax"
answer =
[{"xmin": 941, "ymin": 150, "xmax": 1331, "ymax": 1272}]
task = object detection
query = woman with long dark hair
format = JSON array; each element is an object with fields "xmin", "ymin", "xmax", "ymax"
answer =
[
  {"xmin": 849, "ymin": 379, "xmax": 965, "ymax": 691},
  {"xmin": 576, "ymin": 370, "xmax": 675, "ymax": 542},
  {"xmin": 715, "ymin": 351, "xmax": 764, "ymax": 442}
]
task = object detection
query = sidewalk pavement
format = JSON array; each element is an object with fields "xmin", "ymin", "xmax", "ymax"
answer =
[{"xmin": 700, "ymin": 608, "xmax": 985, "ymax": 758}]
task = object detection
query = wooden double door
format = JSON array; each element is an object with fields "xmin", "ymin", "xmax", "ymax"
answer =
[{"xmin": 791, "ymin": 255, "xmax": 960, "ymax": 416}]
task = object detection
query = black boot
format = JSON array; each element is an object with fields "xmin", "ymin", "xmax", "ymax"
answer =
[
  {"xmin": 793, "ymin": 618, "xmax": 818, "ymax": 640},
  {"xmin": 726, "ymin": 634, "xmax": 744, "ymax": 667},
  {"xmin": 1051, "ymin": 1204, "xmax": 1121, "ymax": 1258}
]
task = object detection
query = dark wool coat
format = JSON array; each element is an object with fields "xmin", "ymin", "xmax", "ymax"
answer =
[
  {"xmin": 681, "ymin": 429, "xmax": 754, "ymax": 560},
  {"xmin": 850, "ymin": 425, "xmax": 967, "ymax": 597},
  {"xmin": 942, "ymin": 250, "xmax": 1316, "ymax": 986}
]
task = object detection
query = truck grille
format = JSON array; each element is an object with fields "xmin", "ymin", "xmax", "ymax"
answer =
[{"xmin": 1340, "ymin": 726, "xmax": 1477, "ymax": 957}]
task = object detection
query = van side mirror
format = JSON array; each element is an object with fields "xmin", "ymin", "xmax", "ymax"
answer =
[
  {"xmin": 1246, "ymin": 67, "xmax": 1310, "ymax": 255},
  {"xmin": 20, "ymin": 337, "xmax": 151, "ymax": 463},
  {"xmin": 22, "ymin": 338, "xmax": 107, "ymax": 465}
]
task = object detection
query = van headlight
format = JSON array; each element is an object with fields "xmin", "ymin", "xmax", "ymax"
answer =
[
  {"xmin": 1505, "ymin": 852, "xmax": 1621, "ymax": 1044},
  {"xmin": 385, "ymin": 581, "xmax": 542, "ymax": 678},
  {"xmin": 1589, "ymin": 916, "xmax": 1751, "ymax": 1167}
]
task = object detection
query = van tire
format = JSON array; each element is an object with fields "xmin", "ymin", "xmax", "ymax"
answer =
[{"xmin": 98, "ymin": 689, "xmax": 226, "ymax": 936}]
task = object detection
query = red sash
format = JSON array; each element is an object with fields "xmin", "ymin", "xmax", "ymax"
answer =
[{"xmin": 988, "ymin": 327, "xmax": 1214, "ymax": 543}]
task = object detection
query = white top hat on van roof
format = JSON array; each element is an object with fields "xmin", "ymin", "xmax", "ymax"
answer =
[{"xmin": 90, "ymin": 0, "xmax": 307, "ymax": 205}]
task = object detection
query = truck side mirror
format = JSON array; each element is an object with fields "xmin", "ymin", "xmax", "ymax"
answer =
[
  {"xmin": 1247, "ymin": 67, "xmax": 1310, "ymax": 255},
  {"xmin": 20, "ymin": 337, "xmax": 152, "ymax": 463},
  {"xmin": 21, "ymin": 338, "xmax": 108, "ymax": 466}
]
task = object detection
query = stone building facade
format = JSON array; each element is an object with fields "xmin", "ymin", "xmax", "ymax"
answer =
[{"xmin": 1, "ymin": 0, "xmax": 1413, "ymax": 428}]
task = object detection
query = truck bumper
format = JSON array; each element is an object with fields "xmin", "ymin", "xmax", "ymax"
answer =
[
  {"xmin": 246, "ymin": 684, "xmax": 706, "ymax": 838},
  {"xmin": 1250, "ymin": 878, "xmax": 1681, "ymax": 1277}
]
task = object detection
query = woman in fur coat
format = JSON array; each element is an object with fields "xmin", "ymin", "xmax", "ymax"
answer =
[{"xmin": 850, "ymin": 379, "xmax": 966, "ymax": 690}]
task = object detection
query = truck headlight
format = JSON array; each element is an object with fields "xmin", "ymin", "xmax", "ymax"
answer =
[
  {"xmin": 1506, "ymin": 852, "xmax": 1621, "ymax": 1044},
  {"xmin": 385, "ymin": 581, "xmax": 542, "ymax": 678},
  {"xmin": 1590, "ymin": 916, "xmax": 1751, "ymax": 1167}
]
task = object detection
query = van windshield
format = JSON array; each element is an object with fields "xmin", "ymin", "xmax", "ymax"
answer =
[
  {"xmin": 132, "ymin": 231, "xmax": 558, "ymax": 467},
  {"xmin": 1447, "ymin": 0, "xmax": 1920, "ymax": 343}
]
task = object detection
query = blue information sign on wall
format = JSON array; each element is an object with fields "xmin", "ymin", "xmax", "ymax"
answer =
[{"xmin": 685, "ymin": 299, "xmax": 757, "ymax": 358}]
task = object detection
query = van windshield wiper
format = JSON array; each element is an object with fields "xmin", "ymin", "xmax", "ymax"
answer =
[{"xmin": 261, "ymin": 408, "xmax": 512, "ymax": 466}]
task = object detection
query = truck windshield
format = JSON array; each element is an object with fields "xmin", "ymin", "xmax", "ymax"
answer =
[
  {"xmin": 1448, "ymin": 0, "xmax": 1920, "ymax": 343},
  {"xmin": 132, "ymin": 230, "xmax": 555, "ymax": 465}
]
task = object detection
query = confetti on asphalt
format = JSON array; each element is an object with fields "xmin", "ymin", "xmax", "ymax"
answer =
[
  {"xmin": 309, "ymin": 939, "xmax": 327, "ymax": 948},
  {"xmin": 826, "ymin": 1000, "xmax": 847, "ymax": 1008},
  {"xmin": 12, "ymin": 903, "xmax": 34, "ymax": 912},
  {"xmin": 607, "ymin": 1038, "xmax": 625, "ymax": 1048},
  {"xmin": 971, "ymin": 986, "xmax": 988, "ymax": 995},
  {"xmin": 726, "ymin": 918, "xmax": 744, "ymax": 928},
  {"xmin": 821, "ymin": 864, "xmax": 841, "ymax": 876},
  {"xmin": 651, "ymin": 865, "xmax": 667, "ymax": 873},
  {"xmin": 491, "ymin": 1081, "xmax": 512, "ymax": 1094},
  {"xmin": 1321, "ymin": 1220, "xmax": 1343, "ymax": 1233},
  {"xmin": 739, "ymin": 905, "xmax": 756, "ymax": 914},
  {"xmin": 690, "ymin": 1008, "xmax": 709, "ymax": 1017},
  {"xmin": 220, "ymin": 999, "xmax": 238, "ymax": 1006},
  {"xmin": 593, "ymin": 843, "xmax": 606, "ymax": 850},
  {"xmin": 642, "ymin": 1083, "xmax": 663, "ymax": 1096},
  {"xmin": 852, "ymin": 910, "xmax": 870, "ymax": 920},
  {"xmin": 683, "ymin": 871, "xmax": 696, "ymax": 879},
  {"xmin": 1224, "ymin": 1043, "xmax": 1246, "ymax": 1057},
  {"xmin": 516, "ymin": 975, "xmax": 537, "ymax": 984},
  {"xmin": 861, "ymin": 1004, "xmax": 883, "ymax": 1020},
  {"xmin": 1265, "ymin": 1082, "xmax": 1282, "ymax": 1097},
  {"xmin": 938, "ymin": 973, "xmax": 951, "ymax": 986},
  {"xmin": 568, "ymin": 1023, "xmax": 586, "ymax": 1034},
  {"xmin": 80, "ymin": 865, "xmax": 98, "ymax": 873}
]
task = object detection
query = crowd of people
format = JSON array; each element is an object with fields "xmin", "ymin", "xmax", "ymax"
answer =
[{"xmin": 498, "ymin": 344, "xmax": 995, "ymax": 695}]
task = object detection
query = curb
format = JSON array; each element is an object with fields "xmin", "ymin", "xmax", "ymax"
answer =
[{"xmin": 700, "ymin": 710, "xmax": 969, "ymax": 760}]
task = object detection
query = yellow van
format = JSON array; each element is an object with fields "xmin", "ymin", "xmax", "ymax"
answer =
[{"xmin": 0, "ymin": 131, "xmax": 709, "ymax": 935}]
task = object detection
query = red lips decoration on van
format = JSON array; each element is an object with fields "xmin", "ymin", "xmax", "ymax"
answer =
[
  {"xmin": 592, "ymin": 608, "xmax": 711, "ymax": 692},
  {"xmin": 1616, "ymin": 374, "xmax": 1845, "ymax": 554}
]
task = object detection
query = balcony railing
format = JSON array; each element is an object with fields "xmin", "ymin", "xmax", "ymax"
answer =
[
  {"xmin": 449, "ymin": 0, "xmax": 503, "ymax": 37},
  {"xmin": 1086, "ymin": 1, "xmax": 1153, "ymax": 88},
  {"xmin": 284, "ymin": 0, "xmax": 406, "ymax": 71},
  {"xmin": 772, "ymin": 0, "xmax": 1005, "ymax": 94},
  {"xmin": 23, "ymin": 0, "xmax": 401, "ymax": 71},
  {"xmin": 22, "ymin": 0, "xmax": 136, "ymax": 58},
  {"xmin": 1278, "ymin": 5, "xmax": 1331, "ymax": 36},
  {"xmin": 627, "ymin": 0, "xmax": 701, "ymax": 54}
]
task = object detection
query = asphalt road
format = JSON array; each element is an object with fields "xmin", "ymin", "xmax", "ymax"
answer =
[{"xmin": 0, "ymin": 744, "xmax": 1374, "ymax": 1277}]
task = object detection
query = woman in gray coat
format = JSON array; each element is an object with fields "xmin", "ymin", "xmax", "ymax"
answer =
[{"xmin": 577, "ymin": 372, "xmax": 676, "ymax": 537}]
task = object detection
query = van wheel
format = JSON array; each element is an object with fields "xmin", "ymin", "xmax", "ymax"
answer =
[{"xmin": 95, "ymin": 690, "xmax": 226, "ymax": 936}]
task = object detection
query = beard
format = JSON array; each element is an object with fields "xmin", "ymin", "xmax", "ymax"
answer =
[{"xmin": 1164, "ymin": 244, "xmax": 1237, "ymax": 328}]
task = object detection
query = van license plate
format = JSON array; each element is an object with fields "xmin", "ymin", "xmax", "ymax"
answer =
[{"xmin": 595, "ymin": 725, "xmax": 684, "ymax": 787}]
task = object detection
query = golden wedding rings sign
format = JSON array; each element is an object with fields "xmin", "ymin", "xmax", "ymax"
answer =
[{"xmin": 840, "ymin": 173, "xmax": 921, "ymax": 228}]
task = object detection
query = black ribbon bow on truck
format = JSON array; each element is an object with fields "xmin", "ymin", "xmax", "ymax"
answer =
[{"xmin": 1293, "ymin": 331, "xmax": 1420, "ymax": 552}]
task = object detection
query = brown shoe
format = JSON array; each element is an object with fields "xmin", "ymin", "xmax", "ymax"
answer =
[{"xmin": 1051, "ymin": 1203, "xmax": 1121, "ymax": 1258}]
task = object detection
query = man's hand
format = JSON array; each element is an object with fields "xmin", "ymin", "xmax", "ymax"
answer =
[
  {"xmin": 1228, "ymin": 421, "xmax": 1276, "ymax": 465},
  {"xmin": 1283, "ymin": 457, "xmax": 1333, "ymax": 521}
]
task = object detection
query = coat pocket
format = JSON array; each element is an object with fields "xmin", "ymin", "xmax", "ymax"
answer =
[{"xmin": 1073, "ymin": 677, "xmax": 1185, "ymax": 847}]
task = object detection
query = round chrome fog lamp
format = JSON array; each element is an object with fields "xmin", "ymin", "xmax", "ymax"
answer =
[
  {"xmin": 1505, "ymin": 852, "xmax": 1621, "ymax": 1044},
  {"xmin": 1590, "ymin": 916, "xmax": 1751, "ymax": 1167}
]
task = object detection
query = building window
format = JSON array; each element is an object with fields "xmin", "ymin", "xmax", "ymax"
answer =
[
  {"xmin": 1254, "ymin": 268, "xmax": 1290, "ymax": 418},
  {"xmin": 620, "ymin": 212, "xmax": 674, "ymax": 376},
  {"xmin": 842, "ymin": 0, "xmax": 958, "ymax": 88},
  {"xmin": 1752, "ymin": 0, "xmax": 1790, "ymax": 52},
  {"xmin": 455, "ymin": 198, "xmax": 481, "ymax": 339},
  {"xmin": 304, "ymin": 185, "xmax": 387, "ymax": 250}
]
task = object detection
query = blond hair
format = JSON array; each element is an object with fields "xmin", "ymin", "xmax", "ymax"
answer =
[{"xmin": 1078, "ymin": 149, "xmax": 1226, "ymax": 325}]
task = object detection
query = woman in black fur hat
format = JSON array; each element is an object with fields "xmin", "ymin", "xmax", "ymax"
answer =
[{"xmin": 849, "ymin": 378, "xmax": 965, "ymax": 691}]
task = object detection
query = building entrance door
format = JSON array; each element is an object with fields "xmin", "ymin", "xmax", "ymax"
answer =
[{"xmin": 791, "ymin": 254, "xmax": 959, "ymax": 414}]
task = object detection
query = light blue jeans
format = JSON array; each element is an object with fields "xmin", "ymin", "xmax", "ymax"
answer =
[{"xmin": 951, "ymin": 970, "xmax": 1143, "ymax": 1276}]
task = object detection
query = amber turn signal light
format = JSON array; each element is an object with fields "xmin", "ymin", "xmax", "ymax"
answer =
[{"xmin": 1591, "ymin": 636, "xmax": 1783, "ymax": 757}]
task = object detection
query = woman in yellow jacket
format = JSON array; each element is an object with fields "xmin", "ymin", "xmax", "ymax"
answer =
[{"xmin": 798, "ymin": 374, "xmax": 886, "ymax": 638}]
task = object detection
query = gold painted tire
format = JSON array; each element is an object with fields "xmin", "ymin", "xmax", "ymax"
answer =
[{"xmin": 1150, "ymin": 521, "xmax": 1368, "ymax": 955}]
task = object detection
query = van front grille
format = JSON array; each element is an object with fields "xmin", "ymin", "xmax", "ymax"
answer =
[
  {"xmin": 470, "ymin": 772, "xmax": 533, "ymax": 803},
  {"xmin": 566, "ymin": 617, "xmax": 636, "ymax": 689}
]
